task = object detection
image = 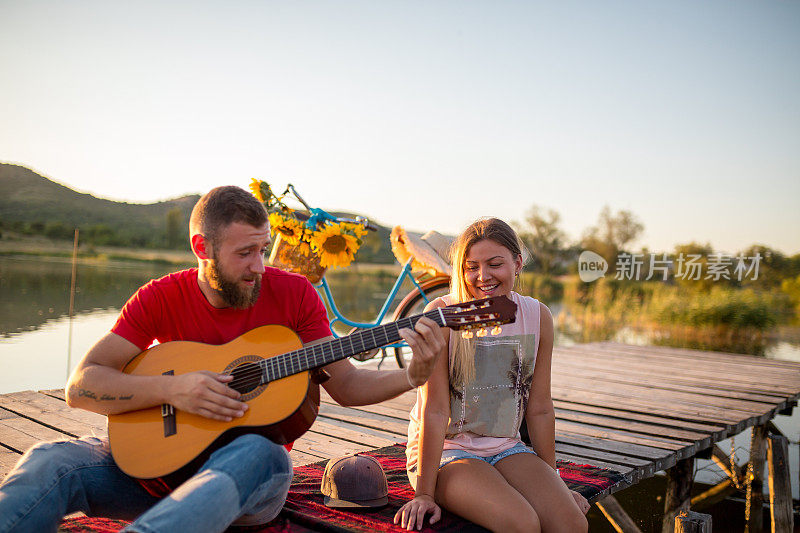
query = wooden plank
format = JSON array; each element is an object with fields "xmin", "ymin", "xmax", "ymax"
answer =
[
  {"xmin": 0, "ymin": 410, "xmax": 67, "ymax": 452},
  {"xmin": 552, "ymin": 386, "xmax": 748, "ymax": 427},
  {"xmin": 0, "ymin": 391, "xmax": 106, "ymax": 438},
  {"xmin": 292, "ymin": 430, "xmax": 375, "ymax": 460},
  {"xmin": 556, "ymin": 451, "xmax": 637, "ymax": 481},
  {"xmin": 311, "ymin": 419, "xmax": 401, "ymax": 449},
  {"xmin": 556, "ymin": 361, "xmax": 798, "ymax": 400},
  {"xmin": 553, "ymin": 400, "xmax": 727, "ymax": 436},
  {"xmin": 319, "ymin": 397, "xmax": 410, "ymax": 421},
  {"xmin": 557, "ymin": 346, "xmax": 800, "ymax": 390},
  {"xmin": 590, "ymin": 341, "xmax": 800, "ymax": 370},
  {"xmin": 552, "ymin": 361, "xmax": 788, "ymax": 403},
  {"xmin": 40, "ymin": 389, "xmax": 67, "ymax": 401},
  {"xmin": 555, "ymin": 408, "xmax": 712, "ymax": 444},
  {"xmin": 555, "ymin": 443, "xmax": 654, "ymax": 476},
  {"xmin": 0, "ymin": 448, "xmax": 22, "ymax": 479},
  {"xmin": 577, "ymin": 341, "xmax": 800, "ymax": 371},
  {"xmin": 557, "ymin": 345, "xmax": 800, "ymax": 386},
  {"xmin": 553, "ymin": 374, "xmax": 783, "ymax": 415},
  {"xmin": 289, "ymin": 449, "xmax": 325, "ymax": 467},
  {"xmin": 556, "ymin": 347, "xmax": 800, "ymax": 386},
  {"xmin": 556, "ymin": 431, "xmax": 676, "ymax": 466},
  {"xmin": 554, "ymin": 377, "xmax": 769, "ymax": 417},
  {"xmin": 556, "ymin": 420, "xmax": 693, "ymax": 455},
  {"xmin": 370, "ymin": 392, "xmax": 416, "ymax": 412},
  {"xmin": 317, "ymin": 402, "xmax": 409, "ymax": 436}
]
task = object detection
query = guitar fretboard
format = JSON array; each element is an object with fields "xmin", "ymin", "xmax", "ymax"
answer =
[{"xmin": 257, "ymin": 309, "xmax": 442, "ymax": 384}]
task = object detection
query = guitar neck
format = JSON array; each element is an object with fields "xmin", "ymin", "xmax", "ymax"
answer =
[{"xmin": 258, "ymin": 309, "xmax": 443, "ymax": 384}]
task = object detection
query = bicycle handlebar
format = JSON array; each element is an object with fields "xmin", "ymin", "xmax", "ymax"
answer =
[{"xmin": 285, "ymin": 184, "xmax": 377, "ymax": 232}]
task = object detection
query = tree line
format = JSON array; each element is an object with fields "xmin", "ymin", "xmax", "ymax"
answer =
[
  {"xmin": 0, "ymin": 207, "xmax": 188, "ymax": 250},
  {"xmin": 514, "ymin": 204, "xmax": 800, "ymax": 289}
]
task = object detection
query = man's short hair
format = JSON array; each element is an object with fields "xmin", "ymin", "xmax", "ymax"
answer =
[{"xmin": 189, "ymin": 186, "xmax": 268, "ymax": 248}]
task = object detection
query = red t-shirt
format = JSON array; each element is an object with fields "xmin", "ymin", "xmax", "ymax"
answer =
[
  {"xmin": 111, "ymin": 267, "xmax": 332, "ymax": 495},
  {"xmin": 112, "ymin": 266, "xmax": 331, "ymax": 350}
]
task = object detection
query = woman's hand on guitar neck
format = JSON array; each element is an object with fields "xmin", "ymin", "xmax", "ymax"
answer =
[{"xmin": 166, "ymin": 371, "xmax": 249, "ymax": 422}]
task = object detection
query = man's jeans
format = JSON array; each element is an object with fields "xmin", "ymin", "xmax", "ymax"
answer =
[{"xmin": 0, "ymin": 434, "xmax": 293, "ymax": 533}]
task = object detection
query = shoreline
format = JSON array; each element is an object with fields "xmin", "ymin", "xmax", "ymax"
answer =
[{"xmin": 0, "ymin": 236, "xmax": 400, "ymax": 272}]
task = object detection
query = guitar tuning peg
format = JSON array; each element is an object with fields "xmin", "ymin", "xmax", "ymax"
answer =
[
  {"xmin": 491, "ymin": 326, "xmax": 502, "ymax": 336},
  {"xmin": 476, "ymin": 328, "xmax": 487, "ymax": 338},
  {"xmin": 461, "ymin": 330, "xmax": 474, "ymax": 339}
]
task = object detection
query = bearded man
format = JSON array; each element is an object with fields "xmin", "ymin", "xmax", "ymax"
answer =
[{"xmin": 0, "ymin": 186, "xmax": 445, "ymax": 533}]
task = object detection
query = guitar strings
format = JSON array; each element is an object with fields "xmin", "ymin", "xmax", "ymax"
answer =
[
  {"xmin": 224, "ymin": 303, "xmax": 503, "ymax": 387},
  {"xmin": 222, "ymin": 305, "xmax": 499, "ymax": 388},
  {"xmin": 225, "ymin": 311, "xmax": 457, "ymax": 387},
  {"xmin": 222, "ymin": 312, "xmax": 439, "ymax": 387}
]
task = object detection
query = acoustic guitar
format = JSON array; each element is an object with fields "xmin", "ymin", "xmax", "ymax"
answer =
[{"xmin": 108, "ymin": 294, "xmax": 517, "ymax": 479}]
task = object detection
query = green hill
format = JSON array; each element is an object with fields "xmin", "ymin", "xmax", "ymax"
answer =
[
  {"xmin": 0, "ymin": 163, "xmax": 395, "ymax": 262},
  {"xmin": 0, "ymin": 163, "xmax": 198, "ymax": 249}
]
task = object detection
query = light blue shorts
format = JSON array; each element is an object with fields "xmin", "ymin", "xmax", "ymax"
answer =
[
  {"xmin": 407, "ymin": 442, "xmax": 536, "ymax": 489},
  {"xmin": 438, "ymin": 441, "xmax": 537, "ymax": 469}
]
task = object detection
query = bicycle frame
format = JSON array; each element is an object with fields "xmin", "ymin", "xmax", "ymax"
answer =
[{"xmin": 314, "ymin": 259, "xmax": 430, "ymax": 349}]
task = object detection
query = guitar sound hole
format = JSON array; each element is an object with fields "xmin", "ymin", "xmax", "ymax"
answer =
[{"xmin": 229, "ymin": 362, "xmax": 262, "ymax": 394}]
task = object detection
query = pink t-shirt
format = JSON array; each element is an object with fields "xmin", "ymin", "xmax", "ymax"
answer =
[{"xmin": 406, "ymin": 292, "xmax": 541, "ymax": 473}]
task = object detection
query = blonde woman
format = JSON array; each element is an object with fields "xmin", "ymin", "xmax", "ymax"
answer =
[{"xmin": 394, "ymin": 218, "xmax": 589, "ymax": 532}]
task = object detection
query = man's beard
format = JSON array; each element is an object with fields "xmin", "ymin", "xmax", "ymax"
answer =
[{"xmin": 207, "ymin": 256, "xmax": 261, "ymax": 309}]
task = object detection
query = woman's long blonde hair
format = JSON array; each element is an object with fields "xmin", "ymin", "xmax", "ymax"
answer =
[{"xmin": 448, "ymin": 218, "xmax": 523, "ymax": 387}]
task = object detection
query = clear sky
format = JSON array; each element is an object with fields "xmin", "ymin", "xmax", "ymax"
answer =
[{"xmin": 1, "ymin": 0, "xmax": 798, "ymax": 254}]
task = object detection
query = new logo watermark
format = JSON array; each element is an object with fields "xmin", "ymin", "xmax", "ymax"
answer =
[
  {"xmin": 578, "ymin": 251, "xmax": 762, "ymax": 282},
  {"xmin": 578, "ymin": 250, "xmax": 608, "ymax": 282}
]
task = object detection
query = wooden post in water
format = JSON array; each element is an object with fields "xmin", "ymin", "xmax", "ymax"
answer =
[
  {"xmin": 662, "ymin": 457, "xmax": 694, "ymax": 533},
  {"xmin": 596, "ymin": 495, "xmax": 643, "ymax": 533},
  {"xmin": 66, "ymin": 228, "xmax": 79, "ymax": 381},
  {"xmin": 746, "ymin": 424, "xmax": 768, "ymax": 533},
  {"xmin": 691, "ymin": 478, "xmax": 736, "ymax": 511},
  {"xmin": 767, "ymin": 434, "xmax": 793, "ymax": 533},
  {"xmin": 674, "ymin": 510, "xmax": 712, "ymax": 533}
]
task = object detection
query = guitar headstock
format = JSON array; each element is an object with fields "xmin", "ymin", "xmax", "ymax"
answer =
[{"xmin": 440, "ymin": 295, "xmax": 517, "ymax": 338}]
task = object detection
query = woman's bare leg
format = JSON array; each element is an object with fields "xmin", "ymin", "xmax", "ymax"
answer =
[
  {"xmin": 434, "ymin": 458, "xmax": 541, "ymax": 533},
  {"xmin": 493, "ymin": 453, "xmax": 588, "ymax": 533}
]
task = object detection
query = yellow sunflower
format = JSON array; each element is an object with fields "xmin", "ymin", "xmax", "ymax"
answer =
[
  {"xmin": 340, "ymin": 222, "xmax": 368, "ymax": 239},
  {"xmin": 309, "ymin": 222, "xmax": 361, "ymax": 268},
  {"xmin": 268, "ymin": 212, "xmax": 304, "ymax": 246},
  {"xmin": 249, "ymin": 179, "xmax": 267, "ymax": 203},
  {"xmin": 294, "ymin": 240, "xmax": 312, "ymax": 257}
]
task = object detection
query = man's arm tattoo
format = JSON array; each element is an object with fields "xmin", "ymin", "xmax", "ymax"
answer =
[{"xmin": 77, "ymin": 389, "xmax": 133, "ymax": 401}]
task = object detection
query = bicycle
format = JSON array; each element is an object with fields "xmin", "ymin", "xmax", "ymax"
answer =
[{"xmin": 264, "ymin": 184, "xmax": 452, "ymax": 368}]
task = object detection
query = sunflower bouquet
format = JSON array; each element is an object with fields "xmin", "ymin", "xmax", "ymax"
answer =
[{"xmin": 249, "ymin": 179, "xmax": 366, "ymax": 281}]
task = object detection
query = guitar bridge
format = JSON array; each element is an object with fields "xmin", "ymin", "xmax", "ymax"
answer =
[{"xmin": 162, "ymin": 370, "xmax": 177, "ymax": 437}]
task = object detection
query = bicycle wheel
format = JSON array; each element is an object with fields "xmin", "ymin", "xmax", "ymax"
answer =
[
  {"xmin": 347, "ymin": 326, "xmax": 380, "ymax": 362},
  {"xmin": 391, "ymin": 276, "xmax": 451, "ymax": 368}
]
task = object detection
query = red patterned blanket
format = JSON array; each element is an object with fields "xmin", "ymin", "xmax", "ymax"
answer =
[{"xmin": 60, "ymin": 443, "xmax": 624, "ymax": 532}]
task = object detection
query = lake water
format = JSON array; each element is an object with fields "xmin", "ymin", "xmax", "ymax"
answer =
[
  {"xmin": 0, "ymin": 256, "xmax": 412, "ymax": 392},
  {"xmin": 0, "ymin": 255, "xmax": 797, "ymax": 530}
]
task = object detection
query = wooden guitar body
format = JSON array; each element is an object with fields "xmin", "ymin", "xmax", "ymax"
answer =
[{"xmin": 108, "ymin": 325, "xmax": 316, "ymax": 479}]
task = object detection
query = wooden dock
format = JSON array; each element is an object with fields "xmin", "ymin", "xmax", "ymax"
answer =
[{"xmin": 1, "ymin": 341, "xmax": 798, "ymax": 531}]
